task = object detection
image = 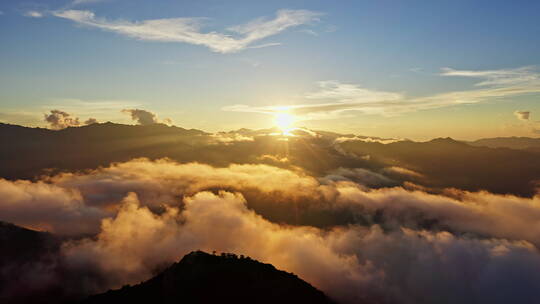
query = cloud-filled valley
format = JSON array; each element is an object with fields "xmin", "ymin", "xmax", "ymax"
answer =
[{"xmin": 2, "ymin": 152, "xmax": 540, "ymax": 304}]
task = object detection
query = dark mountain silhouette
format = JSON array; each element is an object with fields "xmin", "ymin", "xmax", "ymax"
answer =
[
  {"xmin": 2, "ymin": 122, "xmax": 540, "ymax": 196},
  {"xmin": 0, "ymin": 221, "xmax": 60, "ymax": 268},
  {"xmin": 81, "ymin": 250, "xmax": 336, "ymax": 304},
  {"xmin": 0, "ymin": 122, "xmax": 375, "ymax": 180},
  {"xmin": 0, "ymin": 223, "xmax": 337, "ymax": 304},
  {"xmin": 0, "ymin": 122, "xmax": 209, "ymax": 180},
  {"xmin": 339, "ymin": 137, "xmax": 540, "ymax": 196},
  {"xmin": 0, "ymin": 221, "xmax": 64, "ymax": 304}
]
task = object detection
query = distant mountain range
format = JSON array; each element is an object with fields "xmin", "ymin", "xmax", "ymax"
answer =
[
  {"xmin": 2, "ymin": 122, "xmax": 540, "ymax": 196},
  {"xmin": 339, "ymin": 137, "xmax": 540, "ymax": 196},
  {"xmin": 468, "ymin": 137, "xmax": 540, "ymax": 151}
]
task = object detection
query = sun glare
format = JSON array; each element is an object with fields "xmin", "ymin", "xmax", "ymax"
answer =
[{"xmin": 274, "ymin": 113, "xmax": 296, "ymax": 134}]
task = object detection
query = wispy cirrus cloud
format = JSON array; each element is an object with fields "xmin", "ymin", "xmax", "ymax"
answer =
[
  {"xmin": 440, "ymin": 66, "xmax": 539, "ymax": 86},
  {"xmin": 223, "ymin": 81, "xmax": 406, "ymax": 119},
  {"xmin": 23, "ymin": 10, "xmax": 44, "ymax": 18},
  {"xmin": 52, "ymin": 9, "xmax": 321, "ymax": 53},
  {"xmin": 224, "ymin": 66, "xmax": 540, "ymax": 120},
  {"xmin": 304, "ymin": 81, "xmax": 403, "ymax": 101},
  {"xmin": 70, "ymin": 0, "xmax": 108, "ymax": 6}
]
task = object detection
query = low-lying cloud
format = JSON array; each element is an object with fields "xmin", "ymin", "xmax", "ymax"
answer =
[
  {"xmin": 514, "ymin": 110, "xmax": 530, "ymax": 121},
  {"xmin": 121, "ymin": 109, "xmax": 159, "ymax": 125},
  {"xmin": 121, "ymin": 108, "xmax": 172, "ymax": 126},
  {"xmin": 210, "ymin": 132, "xmax": 255, "ymax": 144},
  {"xmin": 2, "ymin": 158, "xmax": 540, "ymax": 303},
  {"xmin": 0, "ymin": 179, "xmax": 105, "ymax": 235},
  {"xmin": 44, "ymin": 109, "xmax": 97, "ymax": 130},
  {"xmin": 2, "ymin": 158, "xmax": 539, "ymax": 246},
  {"xmin": 61, "ymin": 190, "xmax": 540, "ymax": 304},
  {"xmin": 44, "ymin": 110, "xmax": 81, "ymax": 129}
]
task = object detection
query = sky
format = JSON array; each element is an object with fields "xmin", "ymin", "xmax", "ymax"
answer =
[{"xmin": 1, "ymin": 0, "xmax": 539, "ymax": 140}]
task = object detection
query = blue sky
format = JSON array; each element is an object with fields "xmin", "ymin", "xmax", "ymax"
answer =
[{"xmin": 1, "ymin": 0, "xmax": 539, "ymax": 139}]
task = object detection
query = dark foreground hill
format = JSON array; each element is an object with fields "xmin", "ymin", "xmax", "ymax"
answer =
[
  {"xmin": 82, "ymin": 250, "xmax": 335, "ymax": 304},
  {"xmin": 0, "ymin": 223, "xmax": 335, "ymax": 304},
  {"xmin": 0, "ymin": 221, "xmax": 60, "ymax": 267},
  {"xmin": 0, "ymin": 222, "xmax": 63, "ymax": 304}
]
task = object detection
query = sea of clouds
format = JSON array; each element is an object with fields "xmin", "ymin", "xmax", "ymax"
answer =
[{"xmin": 1, "ymin": 158, "xmax": 540, "ymax": 303}]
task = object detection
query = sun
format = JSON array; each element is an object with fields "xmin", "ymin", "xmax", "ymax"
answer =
[{"xmin": 273, "ymin": 112, "xmax": 296, "ymax": 134}]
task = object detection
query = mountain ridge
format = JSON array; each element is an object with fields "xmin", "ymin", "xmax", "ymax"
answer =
[
  {"xmin": 3, "ymin": 122, "xmax": 540, "ymax": 196},
  {"xmin": 469, "ymin": 136, "xmax": 540, "ymax": 150}
]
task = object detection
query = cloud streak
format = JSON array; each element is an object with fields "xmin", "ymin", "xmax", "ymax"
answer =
[
  {"xmin": 52, "ymin": 9, "xmax": 321, "ymax": 53},
  {"xmin": 440, "ymin": 66, "xmax": 539, "ymax": 86},
  {"xmin": 514, "ymin": 110, "xmax": 530, "ymax": 121},
  {"xmin": 224, "ymin": 66, "xmax": 540, "ymax": 120},
  {"xmin": 70, "ymin": 0, "xmax": 108, "ymax": 6},
  {"xmin": 23, "ymin": 11, "xmax": 44, "ymax": 18}
]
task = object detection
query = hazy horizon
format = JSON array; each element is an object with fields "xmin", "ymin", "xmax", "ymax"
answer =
[{"xmin": 5, "ymin": 118, "xmax": 540, "ymax": 143}]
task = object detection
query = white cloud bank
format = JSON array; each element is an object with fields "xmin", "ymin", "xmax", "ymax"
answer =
[
  {"xmin": 63, "ymin": 190, "xmax": 540, "ymax": 304},
  {"xmin": 52, "ymin": 9, "xmax": 321, "ymax": 53},
  {"xmin": 3, "ymin": 158, "xmax": 540, "ymax": 303}
]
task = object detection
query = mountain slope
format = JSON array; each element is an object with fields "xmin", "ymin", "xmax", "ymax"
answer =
[
  {"xmin": 0, "ymin": 221, "xmax": 63, "ymax": 304},
  {"xmin": 338, "ymin": 137, "xmax": 540, "ymax": 196},
  {"xmin": 82, "ymin": 251, "xmax": 336, "ymax": 304},
  {"xmin": 0, "ymin": 122, "xmax": 209, "ymax": 179}
]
